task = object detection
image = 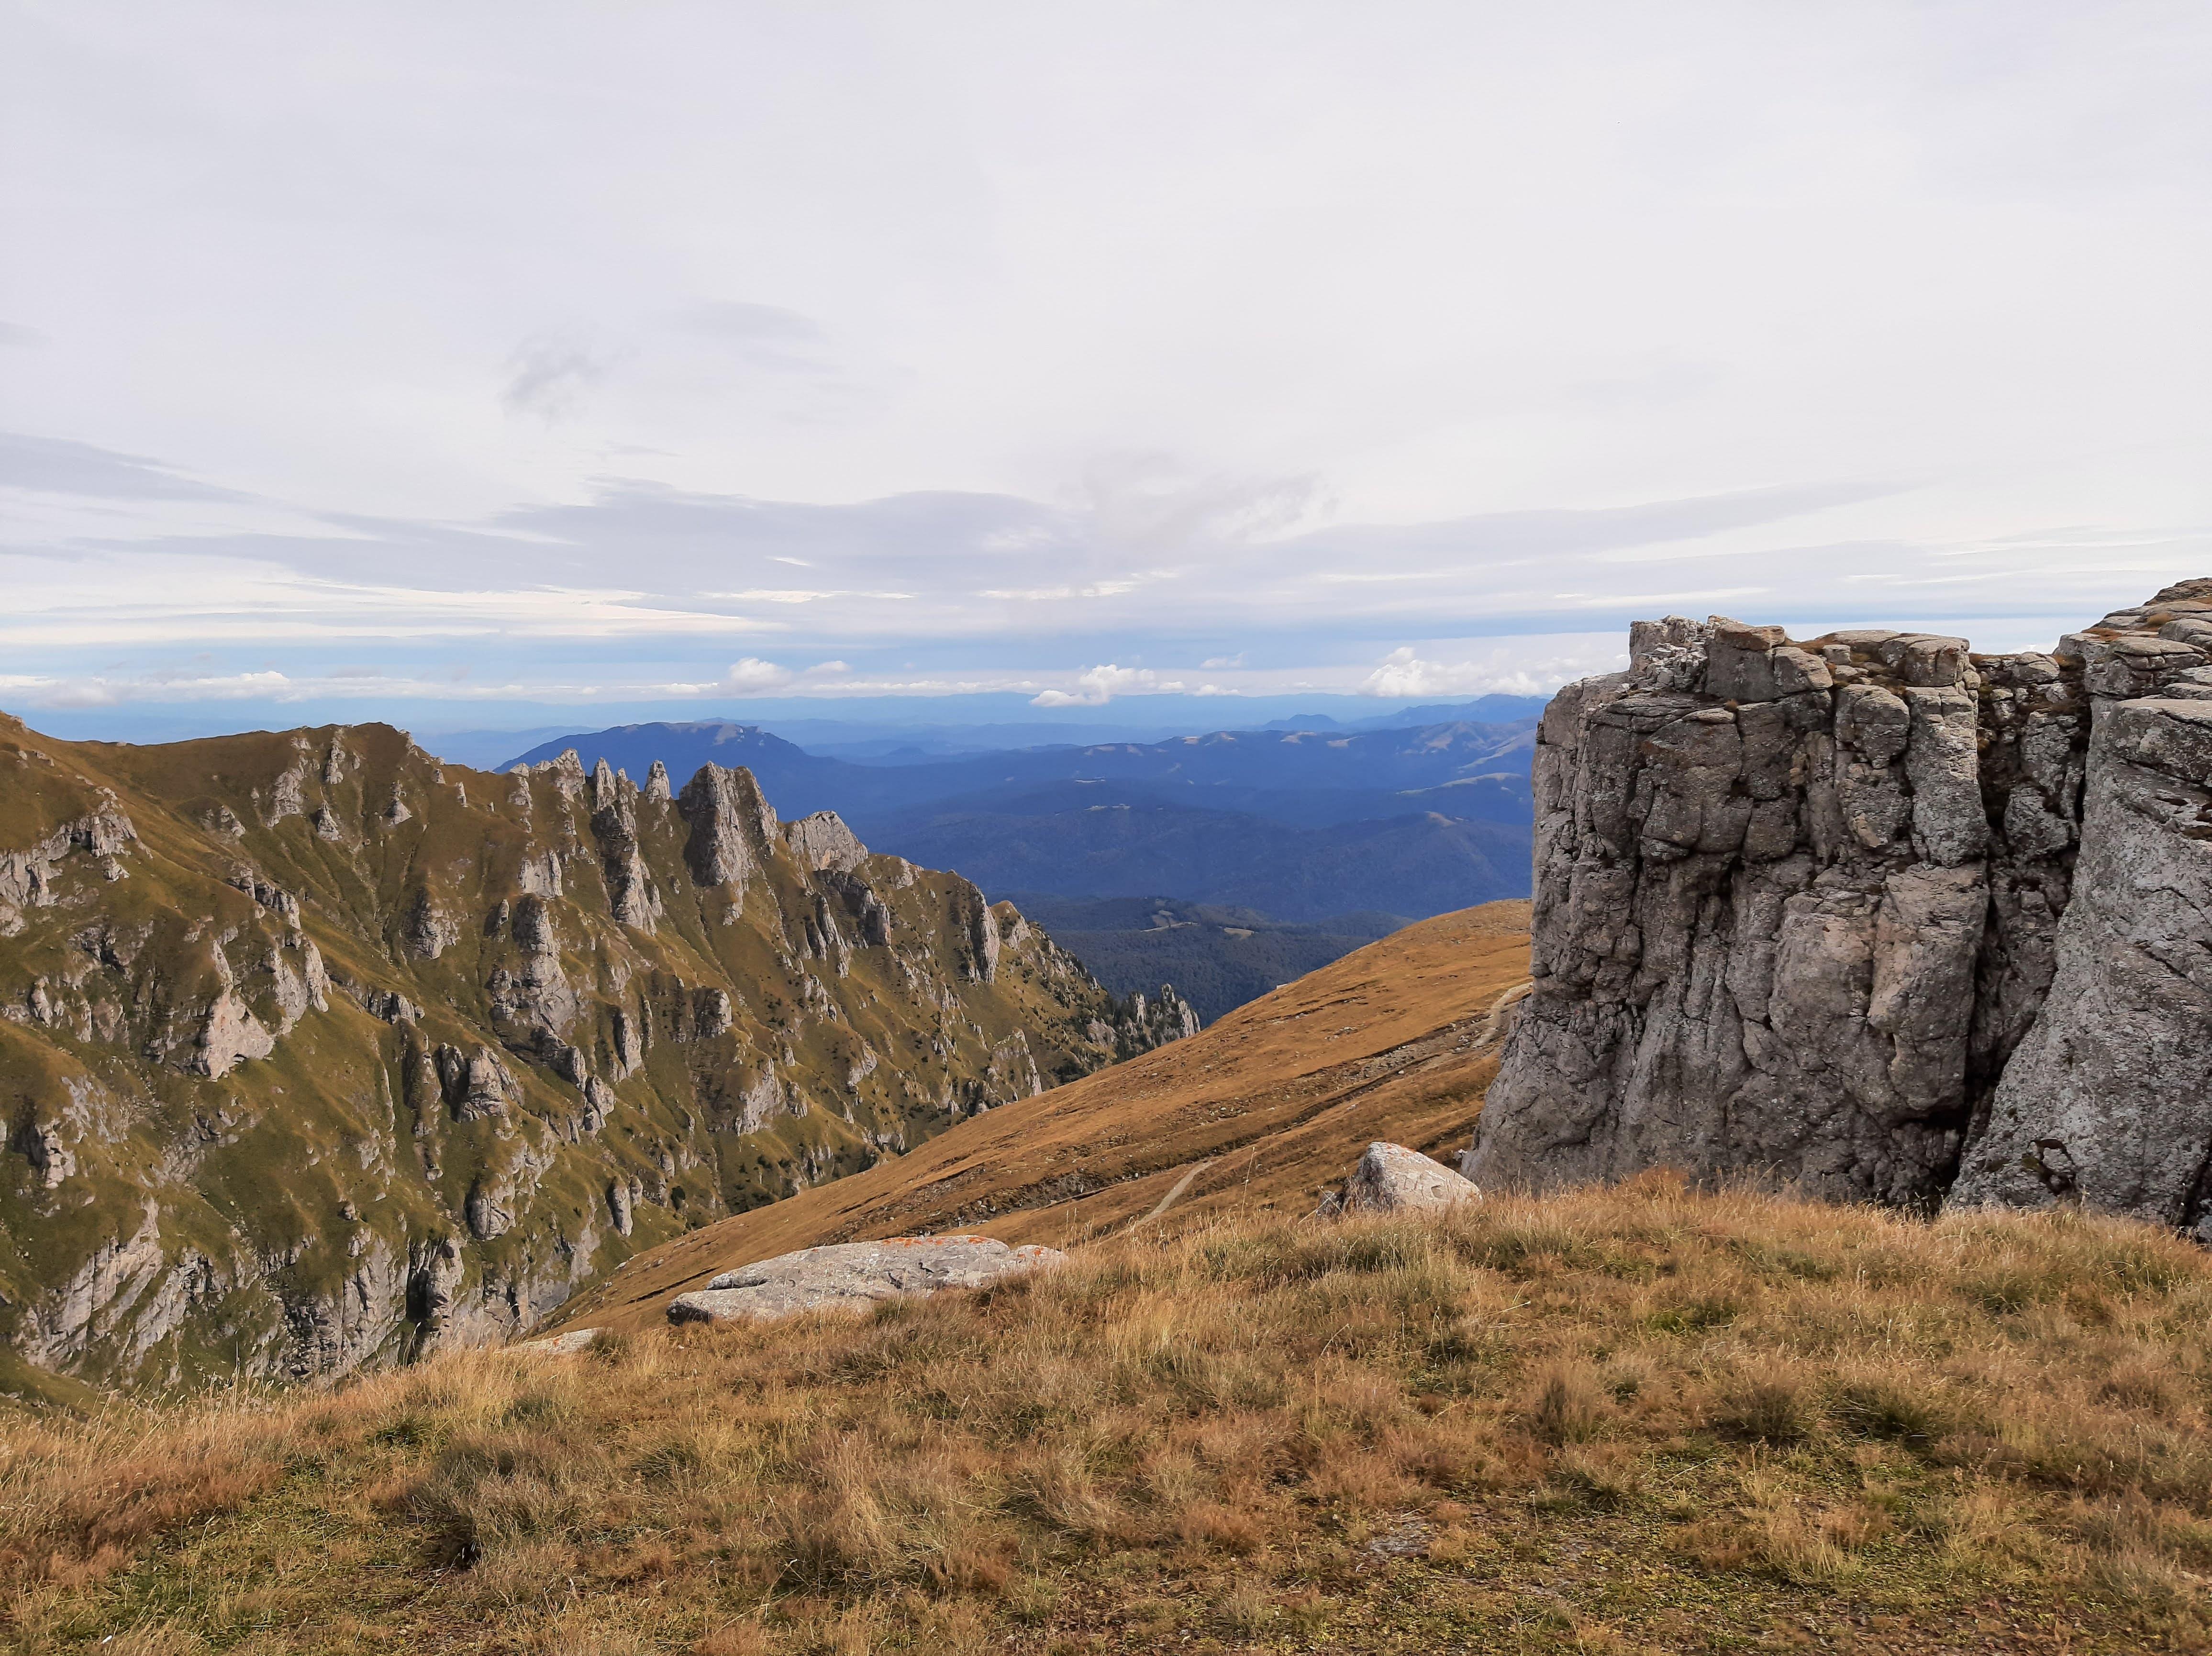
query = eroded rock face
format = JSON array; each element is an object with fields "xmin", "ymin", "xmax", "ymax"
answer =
[
  {"xmin": 1949, "ymin": 699, "xmax": 2212, "ymax": 1231},
  {"xmin": 665, "ymin": 1234, "xmax": 1065, "ymax": 1323},
  {"xmin": 1467, "ymin": 584, "xmax": 2212, "ymax": 1217},
  {"xmin": 678, "ymin": 763, "xmax": 778, "ymax": 890},
  {"xmin": 782, "ymin": 811, "xmax": 869, "ymax": 874}
]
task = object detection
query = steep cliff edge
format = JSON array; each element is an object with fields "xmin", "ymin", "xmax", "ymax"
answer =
[
  {"xmin": 0, "ymin": 716, "xmax": 1184, "ymax": 1390},
  {"xmin": 1467, "ymin": 581, "xmax": 2212, "ymax": 1229}
]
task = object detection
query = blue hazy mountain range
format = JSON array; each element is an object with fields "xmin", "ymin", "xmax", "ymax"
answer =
[{"xmin": 503, "ymin": 696, "xmax": 1541, "ymax": 927}]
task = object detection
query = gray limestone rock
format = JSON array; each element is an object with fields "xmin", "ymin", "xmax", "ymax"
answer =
[
  {"xmin": 666, "ymin": 1234, "xmax": 1065, "ymax": 1323},
  {"xmin": 1467, "ymin": 586, "xmax": 2212, "ymax": 1224},
  {"xmin": 589, "ymin": 767, "xmax": 660, "ymax": 932},
  {"xmin": 678, "ymin": 764, "xmax": 779, "ymax": 890},
  {"xmin": 1948, "ymin": 699, "xmax": 2212, "ymax": 1231},
  {"xmin": 783, "ymin": 811, "xmax": 870, "ymax": 873},
  {"xmin": 435, "ymin": 1044, "xmax": 517, "ymax": 1121},
  {"xmin": 517, "ymin": 1326, "xmax": 603, "ymax": 1355},
  {"xmin": 1331, "ymin": 1141, "xmax": 1480, "ymax": 1215}
]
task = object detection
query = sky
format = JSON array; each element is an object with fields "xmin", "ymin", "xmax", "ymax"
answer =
[{"xmin": 4, "ymin": 1, "xmax": 2210, "ymax": 742}]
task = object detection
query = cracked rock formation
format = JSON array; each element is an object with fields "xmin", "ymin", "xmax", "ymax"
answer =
[
  {"xmin": 1466, "ymin": 581, "xmax": 2212, "ymax": 1229},
  {"xmin": 0, "ymin": 715, "xmax": 1188, "ymax": 1391}
]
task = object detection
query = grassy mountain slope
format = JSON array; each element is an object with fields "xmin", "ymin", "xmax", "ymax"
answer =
[
  {"xmin": 0, "ymin": 714, "xmax": 1176, "ymax": 1392},
  {"xmin": 551, "ymin": 901, "xmax": 1535, "ymax": 1337},
  {"xmin": 7, "ymin": 898, "xmax": 2210, "ymax": 1652},
  {"xmin": 9, "ymin": 1182, "xmax": 2212, "ymax": 1651}
]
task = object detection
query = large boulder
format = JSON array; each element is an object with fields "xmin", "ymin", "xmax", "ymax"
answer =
[
  {"xmin": 1324, "ymin": 1141, "xmax": 1481, "ymax": 1216},
  {"xmin": 666, "ymin": 1234, "xmax": 1064, "ymax": 1324}
]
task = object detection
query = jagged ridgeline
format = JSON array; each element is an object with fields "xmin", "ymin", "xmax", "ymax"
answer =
[
  {"xmin": 0, "ymin": 716, "xmax": 1195, "ymax": 1390},
  {"xmin": 1469, "ymin": 580, "xmax": 2212, "ymax": 1233}
]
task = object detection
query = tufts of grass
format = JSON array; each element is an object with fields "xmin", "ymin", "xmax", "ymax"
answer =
[{"xmin": 9, "ymin": 1180, "xmax": 2212, "ymax": 1651}]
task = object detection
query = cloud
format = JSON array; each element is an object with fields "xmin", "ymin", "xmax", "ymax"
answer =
[
  {"xmin": 725, "ymin": 656, "xmax": 793, "ymax": 691},
  {"xmin": 679, "ymin": 300, "xmax": 825, "ymax": 344},
  {"xmin": 675, "ymin": 301, "xmax": 835, "ymax": 375},
  {"xmin": 501, "ymin": 336, "xmax": 616, "ymax": 420},
  {"xmin": 711, "ymin": 588, "xmax": 916, "ymax": 603},
  {"xmin": 982, "ymin": 579, "xmax": 1144, "ymax": 600},
  {"xmin": 0, "ymin": 668, "xmax": 295, "ymax": 708},
  {"xmin": 0, "ymin": 432, "xmax": 252, "ymax": 502},
  {"xmin": 3, "ymin": 425, "xmax": 2199, "ymax": 730},
  {"xmin": 1079, "ymin": 452, "xmax": 1325, "ymax": 552},
  {"xmin": 1031, "ymin": 664, "xmax": 1160, "ymax": 707},
  {"xmin": 0, "ymin": 322, "xmax": 44, "ymax": 348},
  {"xmin": 1360, "ymin": 644, "xmax": 1624, "ymax": 700}
]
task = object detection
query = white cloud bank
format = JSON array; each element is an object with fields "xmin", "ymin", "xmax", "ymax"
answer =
[
  {"xmin": 1032, "ymin": 665, "xmax": 1186, "ymax": 707},
  {"xmin": 1360, "ymin": 641, "xmax": 1630, "ymax": 700}
]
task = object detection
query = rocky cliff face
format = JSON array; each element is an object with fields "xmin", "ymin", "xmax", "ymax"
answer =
[
  {"xmin": 0, "ymin": 717, "xmax": 1186, "ymax": 1390},
  {"xmin": 1467, "ymin": 582, "xmax": 2212, "ymax": 1232}
]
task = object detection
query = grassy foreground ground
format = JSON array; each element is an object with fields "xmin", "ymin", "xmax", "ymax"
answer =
[{"xmin": 9, "ymin": 1179, "xmax": 2212, "ymax": 1654}]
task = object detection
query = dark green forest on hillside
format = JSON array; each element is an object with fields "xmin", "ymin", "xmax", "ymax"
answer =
[{"xmin": 1005, "ymin": 894, "xmax": 1406, "ymax": 1024}]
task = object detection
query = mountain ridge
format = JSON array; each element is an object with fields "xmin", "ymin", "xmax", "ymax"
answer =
[
  {"xmin": 504, "ymin": 714, "xmax": 1539, "ymax": 927},
  {"xmin": 0, "ymin": 714, "xmax": 1187, "ymax": 1393}
]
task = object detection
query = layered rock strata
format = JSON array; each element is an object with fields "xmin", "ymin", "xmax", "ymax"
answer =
[
  {"xmin": 1467, "ymin": 582, "xmax": 2212, "ymax": 1227},
  {"xmin": 0, "ymin": 718, "xmax": 1186, "ymax": 1389}
]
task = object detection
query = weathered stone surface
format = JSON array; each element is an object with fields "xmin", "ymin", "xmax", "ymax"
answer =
[
  {"xmin": 517, "ymin": 1326, "xmax": 603, "ymax": 1355},
  {"xmin": 1466, "ymin": 584, "xmax": 2212, "ymax": 1224},
  {"xmin": 666, "ymin": 1234, "xmax": 1064, "ymax": 1323},
  {"xmin": 783, "ymin": 811, "xmax": 869, "ymax": 873},
  {"xmin": 1332, "ymin": 1141, "xmax": 1480, "ymax": 1214},
  {"xmin": 1949, "ymin": 699, "xmax": 2212, "ymax": 1230},
  {"xmin": 677, "ymin": 763, "xmax": 778, "ymax": 890},
  {"xmin": 0, "ymin": 805, "xmax": 136, "ymax": 935}
]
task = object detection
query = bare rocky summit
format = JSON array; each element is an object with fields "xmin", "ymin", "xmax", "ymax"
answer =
[
  {"xmin": 0, "ymin": 717, "xmax": 1186, "ymax": 1390},
  {"xmin": 1467, "ymin": 581, "xmax": 2212, "ymax": 1234}
]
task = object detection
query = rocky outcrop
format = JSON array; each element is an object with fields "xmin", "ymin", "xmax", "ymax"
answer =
[
  {"xmin": 1467, "ymin": 582, "xmax": 2212, "ymax": 1223},
  {"xmin": 0, "ymin": 717, "xmax": 1190, "ymax": 1390},
  {"xmin": 0, "ymin": 804, "xmax": 136, "ymax": 935},
  {"xmin": 666, "ymin": 1234, "xmax": 1064, "ymax": 1323},
  {"xmin": 588, "ymin": 759, "xmax": 660, "ymax": 932},
  {"xmin": 1109, "ymin": 983, "xmax": 1202, "ymax": 1057},
  {"xmin": 782, "ymin": 811, "xmax": 869, "ymax": 874},
  {"xmin": 678, "ymin": 763, "xmax": 778, "ymax": 890}
]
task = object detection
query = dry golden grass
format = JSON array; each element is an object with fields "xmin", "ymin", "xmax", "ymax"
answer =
[
  {"xmin": 9, "ymin": 1178, "xmax": 2212, "ymax": 1652},
  {"xmin": 561, "ymin": 901, "xmax": 1535, "ymax": 1336}
]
